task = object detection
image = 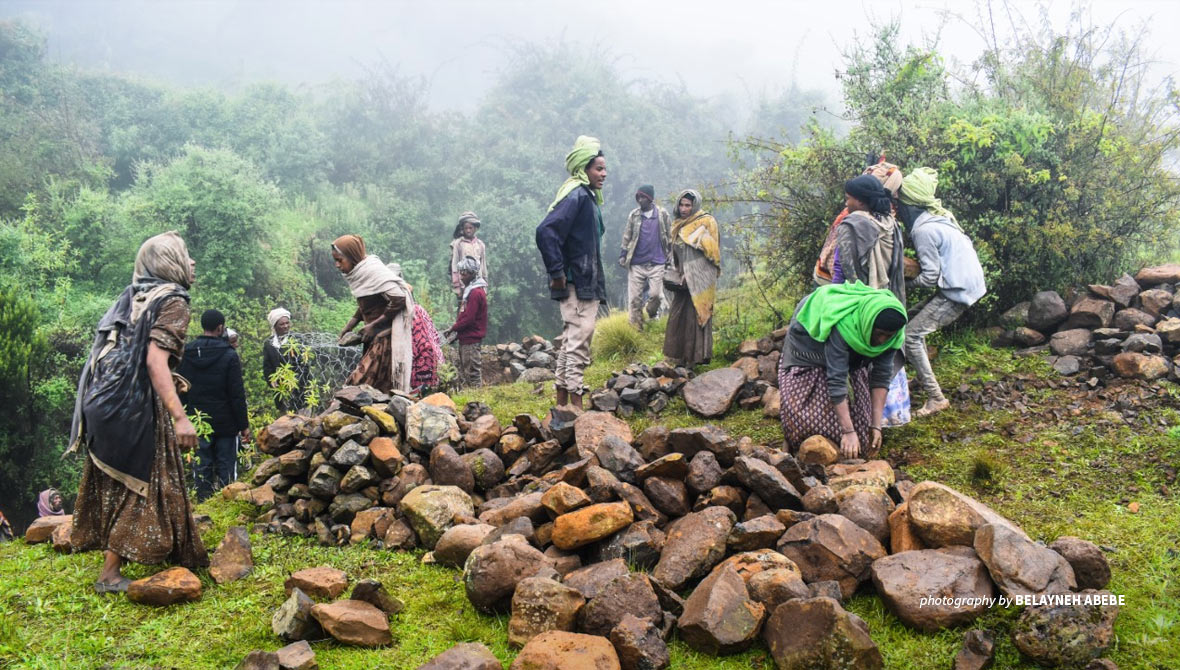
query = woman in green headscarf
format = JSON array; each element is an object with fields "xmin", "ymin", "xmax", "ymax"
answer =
[{"xmin": 776, "ymin": 282, "xmax": 907, "ymax": 459}]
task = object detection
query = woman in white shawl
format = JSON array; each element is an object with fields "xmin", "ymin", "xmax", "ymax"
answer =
[
  {"xmin": 332, "ymin": 234, "xmax": 415, "ymax": 393},
  {"xmin": 262, "ymin": 307, "xmax": 307, "ymax": 411}
]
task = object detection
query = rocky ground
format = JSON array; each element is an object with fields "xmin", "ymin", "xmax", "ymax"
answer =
[{"xmin": 2, "ymin": 325, "xmax": 1178, "ymax": 669}]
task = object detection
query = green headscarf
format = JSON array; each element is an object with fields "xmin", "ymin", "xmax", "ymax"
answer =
[
  {"xmin": 899, "ymin": 167, "xmax": 959, "ymax": 227},
  {"xmin": 547, "ymin": 135, "xmax": 604, "ymax": 212},
  {"xmin": 794, "ymin": 282, "xmax": 906, "ymax": 357}
]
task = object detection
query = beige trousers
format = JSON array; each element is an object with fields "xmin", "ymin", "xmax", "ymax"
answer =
[
  {"xmin": 555, "ymin": 291, "xmax": 598, "ymax": 393},
  {"xmin": 627, "ymin": 263, "xmax": 665, "ymax": 328}
]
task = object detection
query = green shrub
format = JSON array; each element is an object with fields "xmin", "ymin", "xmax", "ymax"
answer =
[{"xmin": 592, "ymin": 312, "xmax": 644, "ymax": 361}]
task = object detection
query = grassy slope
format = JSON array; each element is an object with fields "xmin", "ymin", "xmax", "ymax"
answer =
[{"xmin": 3, "ymin": 308, "xmax": 1179, "ymax": 669}]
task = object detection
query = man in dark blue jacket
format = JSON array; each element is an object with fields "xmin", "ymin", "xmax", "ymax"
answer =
[
  {"xmin": 178, "ymin": 309, "xmax": 249, "ymax": 501},
  {"xmin": 535, "ymin": 135, "xmax": 608, "ymax": 409}
]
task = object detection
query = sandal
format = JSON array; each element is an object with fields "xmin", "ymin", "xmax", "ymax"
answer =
[{"xmin": 94, "ymin": 577, "xmax": 131, "ymax": 594}]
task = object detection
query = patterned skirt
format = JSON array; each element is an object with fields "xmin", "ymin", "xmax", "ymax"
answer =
[
  {"xmin": 347, "ymin": 332, "xmax": 394, "ymax": 392},
  {"xmin": 778, "ymin": 364, "xmax": 872, "ymax": 451},
  {"xmin": 411, "ymin": 305, "xmax": 441, "ymax": 389},
  {"xmin": 72, "ymin": 397, "xmax": 209, "ymax": 568}
]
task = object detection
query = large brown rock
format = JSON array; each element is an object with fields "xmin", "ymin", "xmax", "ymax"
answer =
[
  {"xmin": 23, "ymin": 515, "xmax": 71, "ymax": 544},
  {"xmin": 683, "ymin": 367, "xmax": 747, "ymax": 418},
  {"xmin": 641, "ymin": 477, "xmax": 690, "ymax": 518},
  {"xmin": 417, "ymin": 642, "xmax": 501, "ymax": 670},
  {"xmin": 480, "ymin": 491, "xmax": 546, "ymax": 527},
  {"xmin": 258, "ymin": 414, "xmax": 305, "ymax": 453},
  {"xmin": 463, "ymin": 534, "xmax": 555, "ymax": 613},
  {"xmin": 276, "ymin": 640, "xmax": 317, "ymax": 670},
  {"xmin": 541, "ymin": 482, "xmax": 591, "ymax": 516},
  {"xmin": 609, "ymin": 613, "xmax": 669, "ymax": 670},
  {"xmin": 1139, "ymin": 288, "xmax": 1173, "ymax": 318},
  {"xmin": 434, "ymin": 523, "xmax": 496, "ymax": 568},
  {"xmin": 668, "ymin": 426, "xmax": 738, "ymax": 466},
  {"xmin": 651, "ymin": 506, "xmax": 736, "ymax": 590},
  {"xmin": 826, "ymin": 460, "xmax": 894, "ymax": 492},
  {"xmin": 798, "ymin": 436, "xmax": 839, "ymax": 466},
  {"xmin": 592, "ymin": 521, "xmax": 665, "ymax": 569},
  {"xmin": 562, "ymin": 559, "xmax": 631, "ymax": 600},
  {"xmin": 888, "ymin": 502, "xmax": 927, "ymax": 554},
  {"xmin": 952, "ymin": 629, "xmax": 995, "ymax": 670},
  {"xmin": 430, "ymin": 443, "xmax": 476, "ymax": 493},
  {"xmin": 907, "ymin": 481, "xmax": 1023, "ymax": 548},
  {"xmin": 835, "ymin": 486, "xmax": 894, "ymax": 545},
  {"xmin": 1114, "ymin": 307, "xmax": 1157, "ymax": 331},
  {"xmin": 285, "ymin": 565, "xmax": 350, "ymax": 600},
  {"xmin": 762, "ymin": 597, "xmax": 883, "ymax": 670},
  {"xmin": 1112, "ymin": 352, "xmax": 1170, "ymax": 380},
  {"xmin": 747, "ymin": 568, "xmax": 810, "ymax": 612},
  {"xmin": 1011, "ymin": 590, "xmax": 1119, "ymax": 667},
  {"xmin": 678, "ymin": 564, "xmax": 766, "ymax": 655},
  {"xmin": 551, "ymin": 502, "xmax": 634, "ymax": 551},
  {"xmin": 51, "ymin": 522, "xmax": 73, "ymax": 553},
  {"xmin": 508, "ymin": 576, "xmax": 586, "ymax": 648},
  {"xmin": 573, "ymin": 412, "xmax": 633, "ymax": 460},
  {"xmin": 126, "ymin": 567, "xmax": 202, "ymax": 606},
  {"xmin": 731, "ymin": 456, "xmax": 803, "ymax": 511},
  {"xmin": 509, "ymin": 631, "xmax": 620, "ymax": 670},
  {"xmin": 974, "ymin": 523, "xmax": 1076, "ymax": 597},
  {"xmin": 400, "ymin": 485, "xmax": 475, "ymax": 549},
  {"xmin": 870, "ymin": 547, "xmax": 996, "ymax": 631},
  {"xmin": 209, "ymin": 526, "xmax": 254, "ymax": 584},
  {"xmin": 776, "ymin": 514, "xmax": 886, "ymax": 598},
  {"xmin": 713, "ymin": 549, "xmax": 799, "ymax": 585},
  {"xmin": 1135, "ymin": 263, "xmax": 1180, "ymax": 285},
  {"xmin": 578, "ymin": 573, "xmax": 662, "ymax": 638},
  {"xmin": 466, "ymin": 414, "xmax": 502, "ymax": 451},
  {"xmin": 1049, "ymin": 329, "xmax": 1092, "ymax": 357},
  {"xmin": 272, "ymin": 587, "xmax": 323, "ymax": 641},
  {"xmin": 1061, "ymin": 296, "xmax": 1115, "ymax": 330},
  {"xmin": 728, "ymin": 515, "xmax": 787, "ymax": 552},
  {"xmin": 310, "ymin": 599, "xmax": 392, "ymax": 647},
  {"xmin": 1049, "ymin": 536, "xmax": 1111, "ymax": 590}
]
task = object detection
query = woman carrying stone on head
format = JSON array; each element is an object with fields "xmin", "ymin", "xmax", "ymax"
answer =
[
  {"xmin": 70, "ymin": 231, "xmax": 208, "ymax": 594},
  {"xmin": 333, "ymin": 235, "xmax": 415, "ymax": 394},
  {"xmin": 896, "ymin": 167, "xmax": 986, "ymax": 417},
  {"xmin": 263, "ymin": 307, "xmax": 307, "ymax": 412},
  {"xmin": 662, "ymin": 189, "xmax": 720, "ymax": 368},
  {"xmin": 777, "ymin": 282, "xmax": 907, "ymax": 460}
]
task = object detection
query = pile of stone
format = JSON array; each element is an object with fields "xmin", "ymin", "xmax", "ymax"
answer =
[
  {"xmin": 587, "ymin": 329, "xmax": 787, "ymax": 420},
  {"xmin": 239, "ymin": 388, "xmax": 1118, "ymax": 669},
  {"xmin": 494, "ymin": 335, "xmax": 558, "ymax": 383},
  {"xmin": 995, "ymin": 264, "xmax": 1180, "ymax": 384}
]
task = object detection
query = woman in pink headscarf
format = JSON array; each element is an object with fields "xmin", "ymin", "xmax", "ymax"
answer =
[{"xmin": 37, "ymin": 488, "xmax": 65, "ymax": 517}]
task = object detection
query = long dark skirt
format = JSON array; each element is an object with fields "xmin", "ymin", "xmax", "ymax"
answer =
[
  {"xmin": 663, "ymin": 287, "xmax": 713, "ymax": 366},
  {"xmin": 72, "ymin": 396, "xmax": 209, "ymax": 568},
  {"xmin": 778, "ymin": 364, "xmax": 872, "ymax": 452}
]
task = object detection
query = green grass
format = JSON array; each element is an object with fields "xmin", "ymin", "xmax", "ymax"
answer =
[{"xmin": 3, "ymin": 319, "xmax": 1180, "ymax": 669}]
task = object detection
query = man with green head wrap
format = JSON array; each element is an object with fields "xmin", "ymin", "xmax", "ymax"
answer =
[
  {"xmin": 536, "ymin": 136, "xmax": 608, "ymax": 409},
  {"xmin": 776, "ymin": 282, "xmax": 908, "ymax": 459},
  {"xmin": 897, "ymin": 167, "xmax": 987, "ymax": 417}
]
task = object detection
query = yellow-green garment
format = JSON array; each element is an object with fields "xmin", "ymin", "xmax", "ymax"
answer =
[
  {"xmin": 670, "ymin": 189, "xmax": 721, "ymax": 326},
  {"xmin": 548, "ymin": 135, "xmax": 604, "ymax": 212}
]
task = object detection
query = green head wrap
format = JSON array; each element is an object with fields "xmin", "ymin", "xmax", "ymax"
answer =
[
  {"xmin": 899, "ymin": 167, "xmax": 958, "ymax": 225},
  {"xmin": 548, "ymin": 135, "xmax": 604, "ymax": 212},
  {"xmin": 794, "ymin": 282, "xmax": 906, "ymax": 357}
]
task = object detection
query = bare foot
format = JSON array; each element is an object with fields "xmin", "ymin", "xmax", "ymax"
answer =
[{"xmin": 915, "ymin": 398, "xmax": 951, "ymax": 418}]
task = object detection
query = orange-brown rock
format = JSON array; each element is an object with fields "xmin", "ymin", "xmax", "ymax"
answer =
[
  {"xmin": 368, "ymin": 437, "xmax": 403, "ymax": 477},
  {"xmin": 310, "ymin": 599, "xmax": 392, "ymax": 647},
  {"xmin": 209, "ymin": 526, "xmax": 253, "ymax": 584},
  {"xmin": 509, "ymin": 631, "xmax": 621, "ymax": 670},
  {"xmin": 126, "ymin": 567, "xmax": 202, "ymax": 606},
  {"xmin": 421, "ymin": 392, "xmax": 457, "ymax": 411},
  {"xmin": 551, "ymin": 502, "xmax": 634, "ymax": 550},
  {"xmin": 798, "ymin": 435, "xmax": 839, "ymax": 466},
  {"xmin": 284, "ymin": 566, "xmax": 349, "ymax": 600},
  {"xmin": 24, "ymin": 515, "xmax": 71, "ymax": 544},
  {"xmin": 541, "ymin": 482, "xmax": 591, "ymax": 516},
  {"xmin": 51, "ymin": 522, "xmax": 73, "ymax": 553},
  {"xmin": 888, "ymin": 502, "xmax": 927, "ymax": 554},
  {"xmin": 827, "ymin": 460, "xmax": 894, "ymax": 492},
  {"xmin": 465, "ymin": 414, "xmax": 501, "ymax": 451}
]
